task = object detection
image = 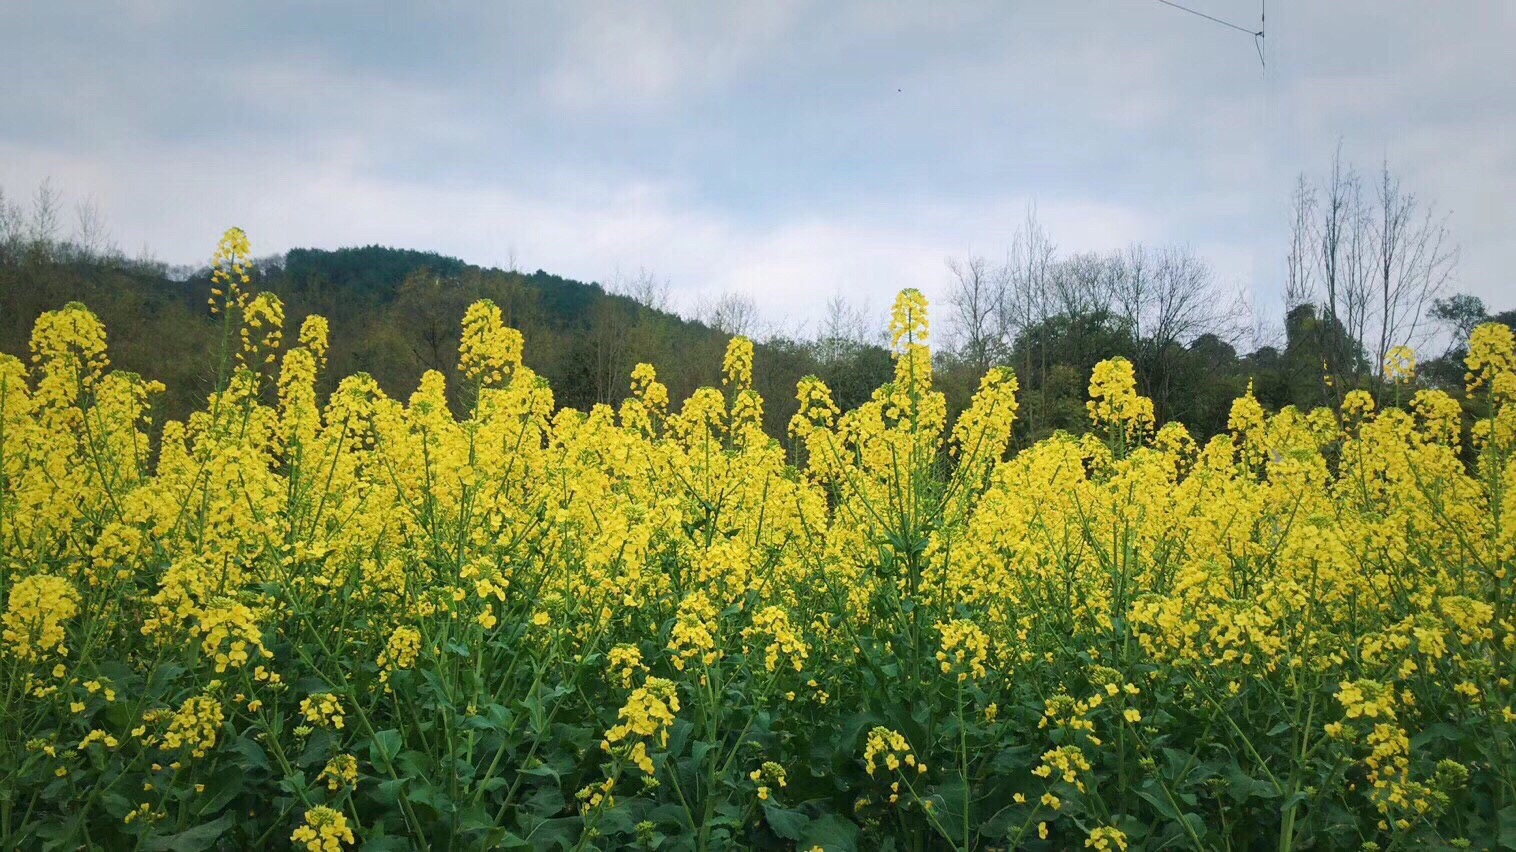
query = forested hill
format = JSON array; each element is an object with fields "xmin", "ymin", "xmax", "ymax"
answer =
[
  {"xmin": 275, "ymin": 245, "xmax": 650, "ymax": 340},
  {"xmin": 5, "ymin": 234, "xmax": 1513, "ymax": 448},
  {"xmin": 0, "ymin": 241, "xmax": 893, "ymax": 435}
]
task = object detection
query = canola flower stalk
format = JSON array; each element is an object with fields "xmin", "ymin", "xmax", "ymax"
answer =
[{"xmin": 0, "ymin": 227, "xmax": 1513, "ymax": 849}]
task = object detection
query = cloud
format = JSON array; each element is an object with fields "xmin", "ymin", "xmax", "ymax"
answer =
[{"xmin": 539, "ymin": 2, "xmax": 803, "ymax": 112}]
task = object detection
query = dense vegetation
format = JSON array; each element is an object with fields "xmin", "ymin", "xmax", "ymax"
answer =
[
  {"xmin": 1, "ymin": 228, "xmax": 1514, "ymax": 850},
  {"xmin": 0, "ymin": 219, "xmax": 894, "ymax": 442},
  {"xmin": 7, "ymin": 177, "xmax": 1509, "ymax": 452}
]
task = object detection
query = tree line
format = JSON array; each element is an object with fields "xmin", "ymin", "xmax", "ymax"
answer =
[
  {"xmin": 937, "ymin": 149, "xmax": 1506, "ymax": 443},
  {"xmin": 0, "ymin": 183, "xmax": 893, "ymax": 439},
  {"xmin": 3, "ymin": 151, "xmax": 1511, "ymax": 453}
]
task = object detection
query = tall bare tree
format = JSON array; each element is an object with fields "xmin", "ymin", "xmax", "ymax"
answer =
[
  {"xmin": 28, "ymin": 179, "xmax": 62, "ymax": 256},
  {"xmin": 612, "ymin": 267, "xmax": 673, "ymax": 313},
  {"xmin": 944, "ymin": 253, "xmax": 1004, "ymax": 372},
  {"xmin": 695, "ymin": 291, "xmax": 763, "ymax": 338},
  {"xmin": 1001, "ymin": 208, "xmax": 1056, "ymax": 430},
  {"xmin": 1291, "ymin": 148, "xmax": 1458, "ymax": 385},
  {"xmin": 815, "ymin": 293, "xmax": 877, "ymax": 366},
  {"xmin": 0, "ymin": 187, "xmax": 22, "ymax": 262},
  {"xmin": 1370, "ymin": 160, "xmax": 1456, "ymax": 377},
  {"xmin": 1285, "ymin": 175, "xmax": 1316, "ymax": 311},
  {"xmin": 73, "ymin": 197, "xmax": 115, "ymax": 260},
  {"xmin": 1000, "ymin": 206, "xmax": 1056, "ymax": 350},
  {"xmin": 1116, "ymin": 244, "xmax": 1245, "ymax": 414}
]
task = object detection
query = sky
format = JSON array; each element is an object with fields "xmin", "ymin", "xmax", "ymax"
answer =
[{"xmin": 2, "ymin": 1, "xmax": 1513, "ymax": 336}]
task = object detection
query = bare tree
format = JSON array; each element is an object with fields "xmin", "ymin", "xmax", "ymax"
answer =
[
  {"xmin": 1117, "ymin": 243, "xmax": 1246, "ymax": 413},
  {"xmin": 588, "ymin": 295, "xmax": 635, "ymax": 405},
  {"xmin": 999, "ymin": 207, "xmax": 1057, "ymax": 430},
  {"xmin": 73, "ymin": 197, "xmax": 116, "ymax": 260},
  {"xmin": 1370, "ymin": 160, "xmax": 1456, "ymax": 377},
  {"xmin": 1049, "ymin": 251, "xmax": 1120, "ymax": 320},
  {"xmin": 944, "ymin": 254, "xmax": 1005, "ymax": 372},
  {"xmin": 999, "ymin": 206, "xmax": 1056, "ymax": 350},
  {"xmin": 393, "ymin": 271, "xmax": 469, "ymax": 375},
  {"xmin": 612, "ymin": 267, "xmax": 673, "ymax": 313},
  {"xmin": 1118, "ymin": 244, "xmax": 1241, "ymax": 350},
  {"xmin": 694, "ymin": 291, "xmax": 763, "ymax": 338},
  {"xmin": 1317, "ymin": 148, "xmax": 1352, "ymax": 378},
  {"xmin": 1312, "ymin": 147, "xmax": 1381, "ymax": 384},
  {"xmin": 1286, "ymin": 174, "xmax": 1316, "ymax": 311},
  {"xmin": 0, "ymin": 186, "xmax": 23, "ymax": 262},
  {"xmin": 815, "ymin": 293, "xmax": 877, "ymax": 366},
  {"xmin": 28, "ymin": 178, "xmax": 62, "ymax": 257},
  {"xmin": 1296, "ymin": 148, "xmax": 1458, "ymax": 384}
]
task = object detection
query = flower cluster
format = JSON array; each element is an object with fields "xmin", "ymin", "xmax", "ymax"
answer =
[
  {"xmin": 602, "ymin": 677, "xmax": 680, "ymax": 775},
  {"xmin": 161, "ymin": 695, "xmax": 224, "ymax": 758},
  {"xmin": 458, "ymin": 299, "xmax": 523, "ymax": 387},
  {"xmin": 197, "ymin": 600, "xmax": 270, "ymax": 672},
  {"xmin": 3, "ymin": 574, "xmax": 80, "ymax": 661},
  {"xmin": 320, "ymin": 754, "xmax": 359, "ymax": 791},
  {"xmin": 376, "ymin": 625, "xmax": 421, "ymax": 684},
  {"xmin": 864, "ymin": 727, "xmax": 924, "ymax": 777},
  {"xmin": 743, "ymin": 605, "xmax": 808, "ymax": 673},
  {"xmin": 935, "ymin": 618, "xmax": 990, "ymax": 681},
  {"xmin": 292, "ymin": 807, "xmax": 355, "ymax": 852},
  {"xmin": 1086, "ymin": 356, "xmax": 1154, "ymax": 433},
  {"xmin": 300, "ymin": 693, "xmax": 346, "ymax": 730}
]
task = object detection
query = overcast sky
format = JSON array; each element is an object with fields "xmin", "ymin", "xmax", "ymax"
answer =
[{"xmin": 2, "ymin": 2, "xmax": 1512, "ymax": 333}]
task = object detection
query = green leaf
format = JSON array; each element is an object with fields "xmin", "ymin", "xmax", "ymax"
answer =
[
  {"xmin": 374, "ymin": 776, "xmax": 411, "ymax": 805},
  {"xmin": 458, "ymin": 804, "xmax": 509, "ymax": 844},
  {"xmin": 147, "ymin": 663, "xmax": 187, "ymax": 697},
  {"xmin": 370, "ymin": 729, "xmax": 402, "ymax": 767},
  {"xmin": 1136, "ymin": 787, "xmax": 1182, "ymax": 822},
  {"xmin": 988, "ymin": 745, "xmax": 1033, "ymax": 775},
  {"xmin": 1161, "ymin": 747, "xmax": 1196, "ymax": 782},
  {"xmin": 518, "ymin": 815, "xmax": 580, "ymax": 850},
  {"xmin": 408, "ymin": 781, "xmax": 451, "ymax": 819},
  {"xmin": 691, "ymin": 740, "xmax": 718, "ymax": 767},
  {"xmin": 763, "ymin": 804, "xmax": 810, "ymax": 840},
  {"xmin": 293, "ymin": 676, "xmax": 332, "ymax": 695},
  {"xmin": 277, "ymin": 771, "xmax": 310, "ymax": 799},
  {"xmin": 359, "ymin": 837, "xmax": 412, "ymax": 852},
  {"xmin": 144, "ymin": 813, "xmax": 235, "ymax": 852},
  {"xmin": 229, "ymin": 736, "xmax": 271, "ymax": 773},
  {"xmin": 522, "ymin": 764, "xmax": 561, "ymax": 782},
  {"xmin": 523, "ymin": 784, "xmax": 566, "ymax": 818},
  {"xmin": 1181, "ymin": 812, "xmax": 1208, "ymax": 843},
  {"xmin": 932, "ymin": 776, "xmax": 969, "ymax": 823},
  {"xmin": 194, "ymin": 767, "xmax": 244, "ymax": 815},
  {"xmin": 799, "ymin": 814, "xmax": 859, "ymax": 851},
  {"xmin": 1498, "ymin": 804, "xmax": 1516, "ymax": 850},
  {"xmin": 1225, "ymin": 762, "xmax": 1278, "ymax": 804},
  {"xmin": 397, "ymin": 748, "xmax": 434, "ymax": 778}
]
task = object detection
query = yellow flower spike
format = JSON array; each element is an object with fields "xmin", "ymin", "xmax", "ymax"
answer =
[
  {"xmin": 3, "ymin": 575, "xmax": 80, "ymax": 661},
  {"xmin": 292, "ymin": 806, "xmax": 355, "ymax": 851}
]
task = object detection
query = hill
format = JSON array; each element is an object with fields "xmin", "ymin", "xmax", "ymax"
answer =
[{"xmin": 0, "ymin": 241, "xmax": 893, "ymax": 434}]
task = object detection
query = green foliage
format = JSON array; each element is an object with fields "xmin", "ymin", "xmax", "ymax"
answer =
[{"xmin": 0, "ymin": 243, "xmax": 897, "ymax": 441}]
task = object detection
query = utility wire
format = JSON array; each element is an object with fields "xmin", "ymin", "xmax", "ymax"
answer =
[
  {"xmin": 1154, "ymin": 0, "xmax": 1265, "ymax": 66},
  {"xmin": 1256, "ymin": 0, "xmax": 1266, "ymax": 67},
  {"xmin": 1155, "ymin": 0, "xmax": 1260, "ymax": 35}
]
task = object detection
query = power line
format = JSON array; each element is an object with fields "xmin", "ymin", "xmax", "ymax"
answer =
[
  {"xmin": 1257, "ymin": 0, "xmax": 1266, "ymax": 67},
  {"xmin": 1153, "ymin": 0, "xmax": 1266, "ymax": 66},
  {"xmin": 1154, "ymin": 0, "xmax": 1260, "ymax": 35}
]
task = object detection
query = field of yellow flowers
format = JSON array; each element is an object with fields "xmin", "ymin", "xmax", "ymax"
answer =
[{"xmin": 2, "ymin": 228, "xmax": 1514, "ymax": 851}]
